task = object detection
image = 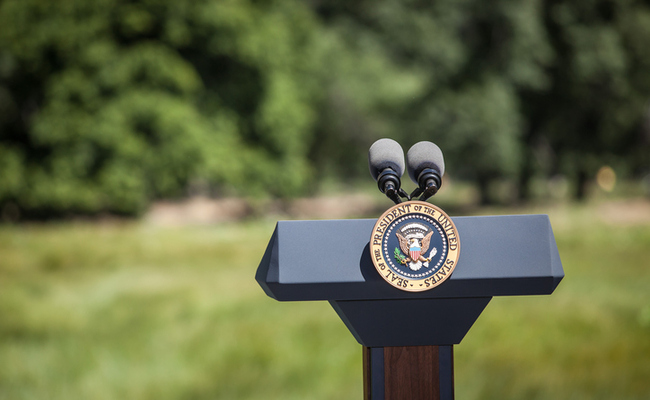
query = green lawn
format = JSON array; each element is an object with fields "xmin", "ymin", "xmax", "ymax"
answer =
[{"xmin": 0, "ymin": 201, "xmax": 648, "ymax": 399}]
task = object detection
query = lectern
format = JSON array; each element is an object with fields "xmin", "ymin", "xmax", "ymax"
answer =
[
  {"xmin": 256, "ymin": 139, "xmax": 564, "ymax": 400},
  {"xmin": 256, "ymin": 213, "xmax": 563, "ymax": 398}
]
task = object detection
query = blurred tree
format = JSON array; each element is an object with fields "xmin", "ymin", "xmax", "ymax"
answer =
[
  {"xmin": 2, "ymin": 0, "xmax": 649, "ymax": 217},
  {"xmin": 306, "ymin": 14, "xmax": 430, "ymax": 183},
  {"xmin": 0, "ymin": 0, "xmax": 323, "ymax": 217},
  {"xmin": 311, "ymin": 0, "xmax": 553, "ymax": 204},
  {"xmin": 312, "ymin": 0, "xmax": 650, "ymax": 203},
  {"xmin": 520, "ymin": 0, "xmax": 650, "ymax": 200}
]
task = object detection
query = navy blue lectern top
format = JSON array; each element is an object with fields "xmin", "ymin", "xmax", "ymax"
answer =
[
  {"xmin": 256, "ymin": 214, "xmax": 563, "ymax": 302},
  {"xmin": 256, "ymin": 213, "xmax": 564, "ymax": 346}
]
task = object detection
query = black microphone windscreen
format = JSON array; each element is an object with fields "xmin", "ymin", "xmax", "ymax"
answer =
[
  {"xmin": 368, "ymin": 138, "xmax": 405, "ymax": 180},
  {"xmin": 407, "ymin": 141, "xmax": 445, "ymax": 183}
]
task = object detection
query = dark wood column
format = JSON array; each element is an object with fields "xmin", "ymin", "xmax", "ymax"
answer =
[{"xmin": 363, "ymin": 345, "xmax": 454, "ymax": 400}]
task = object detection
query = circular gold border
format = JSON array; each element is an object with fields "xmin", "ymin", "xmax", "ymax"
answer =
[{"xmin": 370, "ymin": 200, "xmax": 460, "ymax": 292}]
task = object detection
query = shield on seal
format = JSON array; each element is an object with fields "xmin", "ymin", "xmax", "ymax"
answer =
[{"xmin": 409, "ymin": 243, "xmax": 421, "ymax": 262}]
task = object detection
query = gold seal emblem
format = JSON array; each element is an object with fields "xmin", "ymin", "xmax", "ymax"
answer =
[{"xmin": 370, "ymin": 200, "xmax": 460, "ymax": 292}]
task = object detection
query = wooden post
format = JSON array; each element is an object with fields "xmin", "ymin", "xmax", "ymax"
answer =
[{"xmin": 364, "ymin": 346, "xmax": 454, "ymax": 400}]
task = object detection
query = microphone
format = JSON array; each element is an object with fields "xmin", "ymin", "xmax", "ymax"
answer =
[
  {"xmin": 406, "ymin": 141, "xmax": 445, "ymax": 201},
  {"xmin": 368, "ymin": 138, "xmax": 409, "ymax": 204}
]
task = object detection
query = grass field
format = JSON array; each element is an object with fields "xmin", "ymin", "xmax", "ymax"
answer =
[{"xmin": 0, "ymin": 200, "xmax": 648, "ymax": 399}]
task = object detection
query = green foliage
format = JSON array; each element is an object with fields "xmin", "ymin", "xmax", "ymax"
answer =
[
  {"xmin": 311, "ymin": 0, "xmax": 650, "ymax": 203},
  {"xmin": 524, "ymin": 0, "xmax": 650, "ymax": 199},
  {"xmin": 394, "ymin": 247, "xmax": 407, "ymax": 264},
  {"xmin": 416, "ymin": 77, "xmax": 523, "ymax": 178},
  {"xmin": 0, "ymin": 0, "xmax": 324, "ymax": 216},
  {"xmin": 310, "ymin": 0, "xmax": 552, "ymax": 196},
  {"xmin": 1, "ymin": 0, "xmax": 650, "ymax": 216}
]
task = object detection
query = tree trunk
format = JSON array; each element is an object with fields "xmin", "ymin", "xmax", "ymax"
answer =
[
  {"xmin": 517, "ymin": 154, "xmax": 534, "ymax": 204},
  {"xmin": 575, "ymin": 169, "xmax": 588, "ymax": 201},
  {"xmin": 477, "ymin": 176, "xmax": 492, "ymax": 206}
]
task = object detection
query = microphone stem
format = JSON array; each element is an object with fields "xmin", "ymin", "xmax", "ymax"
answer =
[{"xmin": 384, "ymin": 182, "xmax": 402, "ymax": 204}]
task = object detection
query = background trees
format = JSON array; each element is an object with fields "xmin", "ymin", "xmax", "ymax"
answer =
[
  {"xmin": 524, "ymin": 0, "xmax": 650, "ymax": 200},
  {"xmin": 311, "ymin": 0, "xmax": 650, "ymax": 203},
  {"xmin": 1, "ymin": 0, "xmax": 649, "ymax": 217},
  {"xmin": 0, "ymin": 0, "xmax": 324, "ymax": 217}
]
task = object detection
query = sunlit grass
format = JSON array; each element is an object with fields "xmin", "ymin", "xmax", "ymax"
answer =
[
  {"xmin": 456, "ymin": 202, "xmax": 650, "ymax": 400},
  {"xmin": 0, "ymin": 200, "xmax": 648, "ymax": 399},
  {"xmin": 0, "ymin": 222, "xmax": 360, "ymax": 399}
]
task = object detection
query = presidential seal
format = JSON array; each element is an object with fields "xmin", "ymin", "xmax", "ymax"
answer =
[{"xmin": 370, "ymin": 200, "xmax": 460, "ymax": 292}]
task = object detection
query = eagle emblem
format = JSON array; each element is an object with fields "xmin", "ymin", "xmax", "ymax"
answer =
[
  {"xmin": 370, "ymin": 201, "xmax": 460, "ymax": 292},
  {"xmin": 396, "ymin": 228, "xmax": 438, "ymax": 271}
]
